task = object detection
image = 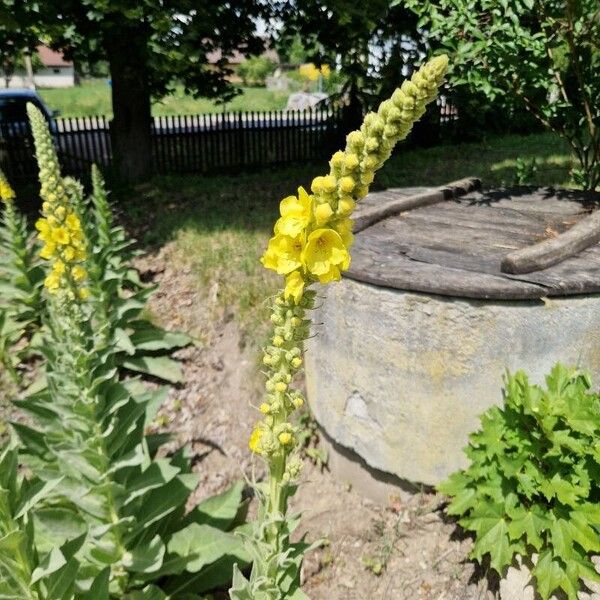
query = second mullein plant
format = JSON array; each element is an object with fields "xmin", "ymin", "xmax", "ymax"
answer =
[{"xmin": 230, "ymin": 55, "xmax": 449, "ymax": 599}]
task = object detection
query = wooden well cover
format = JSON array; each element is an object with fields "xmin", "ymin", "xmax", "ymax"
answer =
[{"xmin": 347, "ymin": 186, "xmax": 600, "ymax": 300}]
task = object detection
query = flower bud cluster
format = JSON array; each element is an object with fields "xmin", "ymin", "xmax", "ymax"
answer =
[
  {"xmin": 249, "ymin": 291, "xmax": 314, "ymax": 469},
  {"xmin": 325, "ymin": 54, "xmax": 449, "ymax": 211},
  {"xmin": 27, "ymin": 104, "xmax": 90, "ymax": 300}
]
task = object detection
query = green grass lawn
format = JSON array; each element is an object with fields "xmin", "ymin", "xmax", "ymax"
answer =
[
  {"xmin": 124, "ymin": 130, "xmax": 574, "ymax": 340},
  {"xmin": 39, "ymin": 80, "xmax": 289, "ymax": 117}
]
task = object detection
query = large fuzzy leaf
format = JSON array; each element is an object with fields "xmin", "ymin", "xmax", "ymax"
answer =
[
  {"xmin": 122, "ymin": 356, "xmax": 184, "ymax": 384},
  {"xmin": 167, "ymin": 523, "xmax": 248, "ymax": 574}
]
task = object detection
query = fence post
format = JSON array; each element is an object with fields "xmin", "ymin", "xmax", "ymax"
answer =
[{"xmin": 238, "ymin": 111, "xmax": 245, "ymax": 167}]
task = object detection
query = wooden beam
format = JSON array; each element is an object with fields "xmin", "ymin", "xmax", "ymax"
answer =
[
  {"xmin": 501, "ymin": 209, "xmax": 600, "ymax": 274},
  {"xmin": 353, "ymin": 177, "xmax": 481, "ymax": 233}
]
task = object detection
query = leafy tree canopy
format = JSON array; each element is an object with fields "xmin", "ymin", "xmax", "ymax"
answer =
[{"xmin": 405, "ymin": 0, "xmax": 600, "ymax": 190}]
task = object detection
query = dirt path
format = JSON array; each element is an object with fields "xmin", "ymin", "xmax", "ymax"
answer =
[{"xmin": 138, "ymin": 241, "xmax": 495, "ymax": 600}]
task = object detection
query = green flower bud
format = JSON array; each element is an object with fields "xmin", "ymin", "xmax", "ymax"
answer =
[
  {"xmin": 401, "ymin": 80, "xmax": 419, "ymax": 97},
  {"xmin": 346, "ymin": 131, "xmax": 364, "ymax": 150}
]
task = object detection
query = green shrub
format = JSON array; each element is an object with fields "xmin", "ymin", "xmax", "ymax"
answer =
[
  {"xmin": 236, "ymin": 57, "xmax": 277, "ymax": 86},
  {"xmin": 439, "ymin": 364, "xmax": 600, "ymax": 600}
]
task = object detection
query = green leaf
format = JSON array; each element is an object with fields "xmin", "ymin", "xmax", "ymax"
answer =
[
  {"xmin": 463, "ymin": 504, "xmax": 514, "ymax": 574},
  {"xmin": 33, "ymin": 508, "xmax": 87, "ymax": 554},
  {"xmin": 506, "ymin": 505, "xmax": 549, "ymax": 550},
  {"xmin": 532, "ymin": 550, "xmax": 565, "ymax": 600},
  {"xmin": 122, "ymin": 356, "xmax": 183, "ymax": 384},
  {"xmin": 186, "ymin": 481, "xmax": 244, "ymax": 530},
  {"xmin": 567, "ymin": 510, "xmax": 600, "ymax": 553},
  {"xmin": 30, "ymin": 547, "xmax": 67, "ymax": 585},
  {"xmin": 540, "ymin": 473, "xmax": 582, "ymax": 507},
  {"xmin": 166, "ymin": 523, "xmax": 248, "ymax": 573},
  {"xmin": 126, "ymin": 477, "xmax": 194, "ymax": 537},
  {"xmin": 129, "ymin": 322, "xmax": 192, "ymax": 351},
  {"xmin": 549, "ymin": 518, "xmax": 573, "ymax": 561},
  {"xmin": 124, "ymin": 585, "xmax": 167, "ymax": 600},
  {"xmin": 15, "ymin": 476, "xmax": 63, "ymax": 519},
  {"xmin": 114, "ymin": 327, "xmax": 136, "ymax": 356},
  {"xmin": 79, "ymin": 567, "xmax": 110, "ymax": 600},
  {"xmin": 123, "ymin": 535, "xmax": 165, "ymax": 573}
]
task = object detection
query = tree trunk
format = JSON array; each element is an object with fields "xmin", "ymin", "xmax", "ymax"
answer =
[{"xmin": 104, "ymin": 26, "xmax": 152, "ymax": 183}]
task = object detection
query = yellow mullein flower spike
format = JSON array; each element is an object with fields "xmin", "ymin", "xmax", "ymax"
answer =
[
  {"xmin": 27, "ymin": 103, "xmax": 90, "ymax": 298},
  {"xmin": 249, "ymin": 56, "xmax": 449, "ymax": 597}
]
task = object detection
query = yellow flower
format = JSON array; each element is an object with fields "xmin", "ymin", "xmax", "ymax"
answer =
[
  {"xmin": 284, "ymin": 271, "xmax": 305, "ymax": 304},
  {"xmin": 53, "ymin": 260, "xmax": 66, "ymax": 276},
  {"xmin": 321, "ymin": 175, "xmax": 337, "ymax": 194},
  {"xmin": 40, "ymin": 242, "xmax": 56, "ymax": 260},
  {"xmin": 302, "ymin": 228, "xmax": 349, "ymax": 282},
  {"xmin": 63, "ymin": 246, "xmax": 76, "ymax": 261},
  {"xmin": 314, "ymin": 202, "xmax": 333, "ymax": 225},
  {"xmin": 278, "ymin": 432, "xmax": 293, "ymax": 445},
  {"xmin": 35, "ymin": 218, "xmax": 49, "ymax": 234},
  {"xmin": 78, "ymin": 287, "xmax": 90, "ymax": 300},
  {"xmin": 51, "ymin": 227, "xmax": 70, "ymax": 245},
  {"xmin": 72, "ymin": 265, "xmax": 87, "ymax": 281},
  {"xmin": 249, "ymin": 426, "xmax": 263, "ymax": 454},
  {"xmin": 275, "ymin": 187, "xmax": 312, "ymax": 237},
  {"xmin": 44, "ymin": 272, "xmax": 61, "ymax": 293},
  {"xmin": 66, "ymin": 213, "xmax": 81, "ymax": 232},
  {"xmin": 0, "ymin": 180, "xmax": 15, "ymax": 202},
  {"xmin": 261, "ymin": 233, "xmax": 304, "ymax": 275},
  {"xmin": 259, "ymin": 403, "xmax": 271, "ymax": 414},
  {"xmin": 320, "ymin": 64, "xmax": 331, "ymax": 78}
]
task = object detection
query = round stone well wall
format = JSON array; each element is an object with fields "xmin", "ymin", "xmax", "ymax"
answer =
[{"xmin": 305, "ymin": 280, "xmax": 600, "ymax": 487}]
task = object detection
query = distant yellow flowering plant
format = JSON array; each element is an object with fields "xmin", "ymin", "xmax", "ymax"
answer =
[
  {"xmin": 298, "ymin": 62, "xmax": 330, "ymax": 82},
  {"xmin": 231, "ymin": 55, "xmax": 449, "ymax": 599}
]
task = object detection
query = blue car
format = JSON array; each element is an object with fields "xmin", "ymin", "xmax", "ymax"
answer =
[
  {"xmin": 0, "ymin": 88, "xmax": 58, "ymax": 132},
  {"xmin": 0, "ymin": 89, "xmax": 61, "ymax": 181}
]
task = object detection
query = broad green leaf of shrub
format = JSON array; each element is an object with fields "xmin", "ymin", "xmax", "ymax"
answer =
[{"xmin": 438, "ymin": 364, "xmax": 600, "ymax": 600}]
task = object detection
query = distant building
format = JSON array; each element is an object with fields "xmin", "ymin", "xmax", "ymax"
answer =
[{"xmin": 1, "ymin": 45, "xmax": 74, "ymax": 89}]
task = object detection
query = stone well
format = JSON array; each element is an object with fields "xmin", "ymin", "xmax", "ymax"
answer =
[{"xmin": 305, "ymin": 183, "xmax": 600, "ymax": 490}]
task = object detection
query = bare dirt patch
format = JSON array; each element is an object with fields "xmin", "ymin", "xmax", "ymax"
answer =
[{"xmin": 138, "ymin": 241, "xmax": 496, "ymax": 600}]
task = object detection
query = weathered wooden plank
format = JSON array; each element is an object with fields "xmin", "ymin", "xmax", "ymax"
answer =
[{"xmin": 501, "ymin": 209, "xmax": 600, "ymax": 274}]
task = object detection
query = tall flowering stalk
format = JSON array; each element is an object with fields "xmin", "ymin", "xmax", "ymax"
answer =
[{"xmin": 231, "ymin": 55, "xmax": 449, "ymax": 598}]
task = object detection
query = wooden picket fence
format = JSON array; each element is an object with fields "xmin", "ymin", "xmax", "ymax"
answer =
[{"xmin": 0, "ymin": 101, "xmax": 458, "ymax": 183}]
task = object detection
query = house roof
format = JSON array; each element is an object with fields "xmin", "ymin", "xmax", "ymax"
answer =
[{"xmin": 37, "ymin": 45, "xmax": 72, "ymax": 68}]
